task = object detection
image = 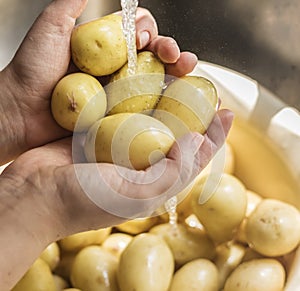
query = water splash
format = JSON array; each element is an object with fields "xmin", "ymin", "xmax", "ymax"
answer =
[{"xmin": 121, "ymin": 0, "xmax": 139, "ymax": 75}]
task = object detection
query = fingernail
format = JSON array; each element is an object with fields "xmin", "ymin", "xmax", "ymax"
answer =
[{"xmin": 137, "ymin": 31, "xmax": 150, "ymax": 49}]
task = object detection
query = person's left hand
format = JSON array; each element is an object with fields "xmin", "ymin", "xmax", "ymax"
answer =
[{"xmin": 0, "ymin": 0, "xmax": 197, "ymax": 164}]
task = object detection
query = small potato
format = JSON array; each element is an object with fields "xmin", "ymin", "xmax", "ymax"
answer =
[
  {"xmin": 53, "ymin": 251, "xmax": 77, "ymax": 282},
  {"xmin": 53, "ymin": 274, "xmax": 69, "ymax": 290},
  {"xmin": 70, "ymin": 246, "xmax": 119, "ymax": 291},
  {"xmin": 106, "ymin": 51, "xmax": 165, "ymax": 115},
  {"xmin": 12, "ymin": 258, "xmax": 56, "ymax": 291},
  {"xmin": 115, "ymin": 216, "xmax": 159, "ymax": 235},
  {"xmin": 71, "ymin": 14, "xmax": 127, "ymax": 76},
  {"xmin": 51, "ymin": 72, "xmax": 107, "ymax": 132},
  {"xmin": 191, "ymin": 173, "xmax": 247, "ymax": 243},
  {"xmin": 235, "ymin": 190, "xmax": 262, "ymax": 243},
  {"xmin": 58, "ymin": 227, "xmax": 111, "ymax": 252},
  {"xmin": 245, "ymin": 198, "xmax": 300, "ymax": 257},
  {"xmin": 39, "ymin": 242, "xmax": 60, "ymax": 271},
  {"xmin": 153, "ymin": 75, "xmax": 218, "ymax": 138},
  {"xmin": 118, "ymin": 233, "xmax": 174, "ymax": 291},
  {"xmin": 84, "ymin": 112, "xmax": 175, "ymax": 170},
  {"xmin": 169, "ymin": 259, "xmax": 219, "ymax": 291},
  {"xmin": 102, "ymin": 233, "xmax": 133, "ymax": 259},
  {"xmin": 213, "ymin": 241, "xmax": 246, "ymax": 288},
  {"xmin": 150, "ymin": 223, "xmax": 216, "ymax": 267},
  {"xmin": 224, "ymin": 259, "xmax": 286, "ymax": 291}
]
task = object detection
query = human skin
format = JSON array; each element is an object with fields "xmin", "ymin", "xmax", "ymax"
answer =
[{"xmin": 0, "ymin": 0, "xmax": 232, "ymax": 289}]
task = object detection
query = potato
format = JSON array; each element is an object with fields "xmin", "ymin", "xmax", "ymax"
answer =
[
  {"xmin": 149, "ymin": 223, "xmax": 216, "ymax": 267},
  {"xmin": 191, "ymin": 173, "xmax": 247, "ymax": 243},
  {"xmin": 235, "ymin": 190, "xmax": 262, "ymax": 243},
  {"xmin": 223, "ymin": 259, "xmax": 285, "ymax": 291},
  {"xmin": 245, "ymin": 198, "xmax": 300, "ymax": 256},
  {"xmin": 52, "ymin": 274, "xmax": 69, "ymax": 290},
  {"xmin": 39, "ymin": 242, "xmax": 60, "ymax": 271},
  {"xmin": 115, "ymin": 216, "xmax": 159, "ymax": 235},
  {"xmin": 71, "ymin": 14, "xmax": 127, "ymax": 76},
  {"xmin": 102, "ymin": 233, "xmax": 133, "ymax": 259},
  {"xmin": 117, "ymin": 233, "xmax": 174, "ymax": 291},
  {"xmin": 12, "ymin": 258, "xmax": 56, "ymax": 291},
  {"xmin": 53, "ymin": 251, "xmax": 77, "ymax": 282},
  {"xmin": 169, "ymin": 259, "xmax": 219, "ymax": 291},
  {"xmin": 51, "ymin": 72, "xmax": 107, "ymax": 132},
  {"xmin": 58, "ymin": 228, "xmax": 111, "ymax": 252},
  {"xmin": 106, "ymin": 51, "xmax": 165, "ymax": 115},
  {"xmin": 213, "ymin": 242, "xmax": 246, "ymax": 288},
  {"xmin": 84, "ymin": 112, "xmax": 175, "ymax": 170},
  {"xmin": 70, "ymin": 246, "xmax": 119, "ymax": 291},
  {"xmin": 153, "ymin": 75, "xmax": 218, "ymax": 138}
]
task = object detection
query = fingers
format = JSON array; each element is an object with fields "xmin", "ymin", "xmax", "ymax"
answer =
[
  {"xmin": 164, "ymin": 52, "xmax": 198, "ymax": 77},
  {"xmin": 197, "ymin": 109, "xmax": 234, "ymax": 169}
]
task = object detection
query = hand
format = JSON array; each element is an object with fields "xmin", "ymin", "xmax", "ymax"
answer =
[{"xmin": 0, "ymin": 1, "xmax": 197, "ymax": 165}]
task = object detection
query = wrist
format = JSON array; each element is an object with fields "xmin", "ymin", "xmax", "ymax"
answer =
[{"xmin": 0, "ymin": 67, "xmax": 25, "ymax": 164}]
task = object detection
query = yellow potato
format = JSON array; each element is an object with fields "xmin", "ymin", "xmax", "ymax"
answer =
[
  {"xmin": 118, "ymin": 233, "xmax": 174, "ymax": 291},
  {"xmin": 51, "ymin": 72, "xmax": 107, "ymax": 132},
  {"xmin": 235, "ymin": 190, "xmax": 262, "ymax": 243},
  {"xmin": 70, "ymin": 246, "xmax": 119, "ymax": 291},
  {"xmin": 224, "ymin": 259, "xmax": 285, "ymax": 291},
  {"xmin": 106, "ymin": 51, "xmax": 165, "ymax": 115},
  {"xmin": 102, "ymin": 233, "xmax": 133, "ymax": 259},
  {"xmin": 153, "ymin": 75, "xmax": 218, "ymax": 138},
  {"xmin": 58, "ymin": 227, "xmax": 111, "ymax": 252},
  {"xmin": 115, "ymin": 216, "xmax": 159, "ymax": 235},
  {"xmin": 52, "ymin": 274, "xmax": 69, "ymax": 290},
  {"xmin": 12, "ymin": 258, "xmax": 56, "ymax": 291},
  {"xmin": 149, "ymin": 222, "xmax": 216, "ymax": 267},
  {"xmin": 84, "ymin": 112, "xmax": 175, "ymax": 170},
  {"xmin": 39, "ymin": 242, "xmax": 60, "ymax": 271},
  {"xmin": 245, "ymin": 198, "xmax": 300, "ymax": 256},
  {"xmin": 191, "ymin": 173, "xmax": 247, "ymax": 243},
  {"xmin": 53, "ymin": 251, "xmax": 77, "ymax": 282},
  {"xmin": 169, "ymin": 259, "xmax": 219, "ymax": 291},
  {"xmin": 71, "ymin": 14, "xmax": 127, "ymax": 76},
  {"xmin": 213, "ymin": 241, "xmax": 246, "ymax": 288}
]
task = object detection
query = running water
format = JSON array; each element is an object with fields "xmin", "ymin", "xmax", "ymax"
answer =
[
  {"xmin": 164, "ymin": 196, "xmax": 178, "ymax": 226},
  {"xmin": 121, "ymin": 0, "xmax": 178, "ymax": 224},
  {"xmin": 121, "ymin": 0, "xmax": 139, "ymax": 75}
]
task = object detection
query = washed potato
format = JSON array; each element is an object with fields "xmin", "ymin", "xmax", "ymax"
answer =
[
  {"xmin": 106, "ymin": 51, "xmax": 165, "ymax": 115},
  {"xmin": 12, "ymin": 258, "xmax": 56, "ymax": 291},
  {"xmin": 235, "ymin": 190, "xmax": 262, "ymax": 243},
  {"xmin": 102, "ymin": 233, "xmax": 133, "ymax": 259},
  {"xmin": 169, "ymin": 259, "xmax": 219, "ymax": 291},
  {"xmin": 115, "ymin": 216, "xmax": 159, "ymax": 235},
  {"xmin": 52, "ymin": 274, "xmax": 69, "ymax": 290},
  {"xmin": 224, "ymin": 259, "xmax": 286, "ymax": 291},
  {"xmin": 191, "ymin": 173, "xmax": 247, "ymax": 243},
  {"xmin": 58, "ymin": 228, "xmax": 111, "ymax": 252},
  {"xmin": 245, "ymin": 198, "xmax": 300, "ymax": 256},
  {"xmin": 70, "ymin": 246, "xmax": 118, "ymax": 291},
  {"xmin": 53, "ymin": 251, "xmax": 77, "ymax": 281},
  {"xmin": 39, "ymin": 242, "xmax": 60, "ymax": 271},
  {"xmin": 153, "ymin": 75, "xmax": 218, "ymax": 138},
  {"xmin": 51, "ymin": 72, "xmax": 107, "ymax": 132},
  {"xmin": 84, "ymin": 112, "xmax": 175, "ymax": 170},
  {"xmin": 150, "ymin": 222, "xmax": 216, "ymax": 267},
  {"xmin": 118, "ymin": 233, "xmax": 174, "ymax": 291},
  {"xmin": 71, "ymin": 14, "xmax": 127, "ymax": 76},
  {"xmin": 213, "ymin": 242, "xmax": 246, "ymax": 288}
]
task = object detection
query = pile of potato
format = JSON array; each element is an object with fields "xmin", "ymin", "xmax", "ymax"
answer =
[{"xmin": 12, "ymin": 13, "xmax": 300, "ymax": 291}]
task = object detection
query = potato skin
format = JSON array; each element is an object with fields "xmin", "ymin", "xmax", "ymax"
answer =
[
  {"xmin": 51, "ymin": 72, "xmax": 107, "ymax": 132},
  {"xmin": 106, "ymin": 51, "xmax": 165, "ymax": 115},
  {"xmin": 84, "ymin": 112, "xmax": 175, "ymax": 170},
  {"xmin": 71, "ymin": 14, "xmax": 127, "ymax": 76}
]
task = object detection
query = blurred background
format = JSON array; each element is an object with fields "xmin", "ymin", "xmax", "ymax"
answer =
[{"xmin": 0, "ymin": 0, "xmax": 299, "ymax": 109}]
